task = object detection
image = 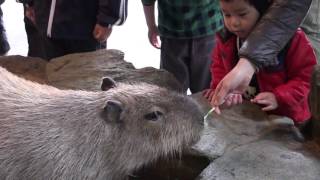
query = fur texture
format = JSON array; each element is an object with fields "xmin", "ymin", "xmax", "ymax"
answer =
[{"xmin": 0, "ymin": 67, "xmax": 203, "ymax": 180}]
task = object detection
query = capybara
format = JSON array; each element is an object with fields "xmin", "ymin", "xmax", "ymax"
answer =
[{"xmin": 0, "ymin": 66, "xmax": 203, "ymax": 180}]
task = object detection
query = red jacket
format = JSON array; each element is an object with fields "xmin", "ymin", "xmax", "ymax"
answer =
[{"xmin": 211, "ymin": 29, "xmax": 317, "ymax": 124}]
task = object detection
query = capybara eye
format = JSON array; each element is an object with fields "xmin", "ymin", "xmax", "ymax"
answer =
[{"xmin": 144, "ymin": 111, "xmax": 163, "ymax": 121}]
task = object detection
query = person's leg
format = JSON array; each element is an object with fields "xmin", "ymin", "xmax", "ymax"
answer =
[
  {"xmin": 0, "ymin": 6, "xmax": 10, "ymax": 55},
  {"xmin": 189, "ymin": 35, "xmax": 215, "ymax": 93},
  {"xmin": 24, "ymin": 15, "xmax": 46, "ymax": 59},
  {"xmin": 41, "ymin": 37, "xmax": 66, "ymax": 60},
  {"xmin": 160, "ymin": 37, "xmax": 191, "ymax": 93},
  {"xmin": 42, "ymin": 38, "xmax": 105, "ymax": 60},
  {"xmin": 64, "ymin": 38, "xmax": 106, "ymax": 55}
]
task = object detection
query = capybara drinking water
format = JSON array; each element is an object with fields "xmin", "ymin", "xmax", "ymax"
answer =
[{"xmin": 0, "ymin": 67, "xmax": 203, "ymax": 180}]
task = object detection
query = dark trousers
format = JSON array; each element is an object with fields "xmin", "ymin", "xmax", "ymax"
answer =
[
  {"xmin": 42, "ymin": 37, "xmax": 106, "ymax": 60},
  {"xmin": 160, "ymin": 35, "xmax": 215, "ymax": 94},
  {"xmin": 24, "ymin": 16, "xmax": 46, "ymax": 58},
  {"xmin": 0, "ymin": 6, "xmax": 10, "ymax": 55}
]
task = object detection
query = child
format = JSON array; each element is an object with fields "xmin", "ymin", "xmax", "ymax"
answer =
[{"xmin": 204, "ymin": 0, "xmax": 317, "ymax": 127}]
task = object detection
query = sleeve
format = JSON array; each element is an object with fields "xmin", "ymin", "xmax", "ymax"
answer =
[
  {"xmin": 272, "ymin": 29, "xmax": 317, "ymax": 112},
  {"xmin": 239, "ymin": 0, "xmax": 312, "ymax": 69},
  {"xmin": 16, "ymin": 0, "xmax": 33, "ymax": 5},
  {"xmin": 141, "ymin": 0, "xmax": 156, "ymax": 6},
  {"xmin": 210, "ymin": 36, "xmax": 229, "ymax": 89},
  {"xmin": 97, "ymin": 0, "xmax": 128, "ymax": 27}
]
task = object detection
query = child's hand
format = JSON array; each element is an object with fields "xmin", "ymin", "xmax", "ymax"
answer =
[
  {"xmin": 148, "ymin": 26, "xmax": 160, "ymax": 49},
  {"xmin": 251, "ymin": 92, "xmax": 278, "ymax": 111},
  {"xmin": 223, "ymin": 92, "xmax": 243, "ymax": 107}
]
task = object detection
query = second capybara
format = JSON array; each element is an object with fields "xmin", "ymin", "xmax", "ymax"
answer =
[{"xmin": 0, "ymin": 66, "xmax": 203, "ymax": 180}]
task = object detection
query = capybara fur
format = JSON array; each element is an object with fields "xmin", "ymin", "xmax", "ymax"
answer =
[{"xmin": 0, "ymin": 67, "xmax": 203, "ymax": 180}]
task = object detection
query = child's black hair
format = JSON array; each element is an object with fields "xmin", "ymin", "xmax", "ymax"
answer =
[{"xmin": 221, "ymin": 0, "xmax": 272, "ymax": 15}]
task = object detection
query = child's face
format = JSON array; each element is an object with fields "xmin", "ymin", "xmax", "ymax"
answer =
[{"xmin": 220, "ymin": 0, "xmax": 260, "ymax": 39}]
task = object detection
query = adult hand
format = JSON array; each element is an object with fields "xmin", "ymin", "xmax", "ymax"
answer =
[
  {"xmin": 25, "ymin": 6, "xmax": 36, "ymax": 24},
  {"xmin": 93, "ymin": 24, "xmax": 112, "ymax": 42},
  {"xmin": 203, "ymin": 89, "xmax": 221, "ymax": 114},
  {"xmin": 211, "ymin": 58, "xmax": 255, "ymax": 112},
  {"xmin": 251, "ymin": 92, "xmax": 278, "ymax": 111},
  {"xmin": 203, "ymin": 89, "xmax": 215, "ymax": 101},
  {"xmin": 148, "ymin": 26, "xmax": 160, "ymax": 49}
]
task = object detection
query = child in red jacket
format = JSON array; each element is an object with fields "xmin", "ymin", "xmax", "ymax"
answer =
[{"xmin": 204, "ymin": 0, "xmax": 317, "ymax": 127}]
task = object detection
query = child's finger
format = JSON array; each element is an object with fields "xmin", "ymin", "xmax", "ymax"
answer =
[
  {"xmin": 238, "ymin": 95, "xmax": 243, "ymax": 104},
  {"xmin": 208, "ymin": 90, "xmax": 215, "ymax": 100},
  {"xmin": 262, "ymin": 104, "xmax": 274, "ymax": 111},
  {"xmin": 234, "ymin": 94, "xmax": 242, "ymax": 105},
  {"xmin": 203, "ymin": 89, "xmax": 211, "ymax": 99},
  {"xmin": 214, "ymin": 106, "xmax": 221, "ymax": 115},
  {"xmin": 224, "ymin": 98, "xmax": 232, "ymax": 107},
  {"xmin": 254, "ymin": 99, "xmax": 269, "ymax": 106}
]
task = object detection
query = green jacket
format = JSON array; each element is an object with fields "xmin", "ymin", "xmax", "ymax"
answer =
[{"xmin": 142, "ymin": 0, "xmax": 223, "ymax": 38}]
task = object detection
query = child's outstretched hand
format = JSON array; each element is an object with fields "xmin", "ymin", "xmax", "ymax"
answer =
[
  {"xmin": 251, "ymin": 92, "xmax": 278, "ymax": 111},
  {"xmin": 148, "ymin": 26, "xmax": 161, "ymax": 49},
  {"xmin": 223, "ymin": 92, "xmax": 243, "ymax": 107}
]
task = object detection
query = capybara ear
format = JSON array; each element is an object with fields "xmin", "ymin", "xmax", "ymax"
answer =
[
  {"xmin": 101, "ymin": 77, "xmax": 117, "ymax": 91},
  {"xmin": 101, "ymin": 100, "xmax": 123, "ymax": 123}
]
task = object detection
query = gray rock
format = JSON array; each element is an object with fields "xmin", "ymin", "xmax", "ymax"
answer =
[
  {"xmin": 47, "ymin": 49, "xmax": 182, "ymax": 92},
  {"xmin": 0, "ymin": 55, "xmax": 47, "ymax": 84},
  {"xmin": 199, "ymin": 140, "xmax": 320, "ymax": 180}
]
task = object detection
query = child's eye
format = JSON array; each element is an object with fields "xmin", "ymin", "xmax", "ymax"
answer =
[
  {"xmin": 223, "ymin": 14, "xmax": 231, "ymax": 18},
  {"xmin": 239, "ymin": 13, "xmax": 247, "ymax": 17}
]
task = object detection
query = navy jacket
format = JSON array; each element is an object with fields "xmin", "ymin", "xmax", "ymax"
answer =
[{"xmin": 23, "ymin": 0, "xmax": 127, "ymax": 40}]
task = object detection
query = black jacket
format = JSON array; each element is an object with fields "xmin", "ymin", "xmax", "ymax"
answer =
[
  {"xmin": 239, "ymin": 0, "xmax": 312, "ymax": 69},
  {"xmin": 24, "ymin": 0, "xmax": 127, "ymax": 40}
]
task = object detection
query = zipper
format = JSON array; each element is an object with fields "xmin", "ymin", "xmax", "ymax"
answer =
[
  {"xmin": 47, "ymin": 0, "xmax": 57, "ymax": 37},
  {"xmin": 114, "ymin": 0, "xmax": 126, "ymax": 25}
]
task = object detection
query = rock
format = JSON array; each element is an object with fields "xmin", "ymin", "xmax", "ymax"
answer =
[
  {"xmin": 0, "ymin": 55, "xmax": 47, "ymax": 84},
  {"xmin": 2, "ymin": 50, "xmax": 320, "ymax": 180},
  {"xmin": 47, "ymin": 49, "xmax": 182, "ymax": 91},
  {"xmin": 198, "ymin": 140, "xmax": 320, "ymax": 180}
]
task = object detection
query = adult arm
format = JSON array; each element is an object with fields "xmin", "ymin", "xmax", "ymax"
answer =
[
  {"xmin": 141, "ymin": 0, "xmax": 160, "ymax": 48},
  {"xmin": 239, "ymin": 0, "xmax": 312, "ymax": 68},
  {"xmin": 97, "ymin": 0, "xmax": 128, "ymax": 27},
  {"xmin": 94, "ymin": 0, "xmax": 128, "ymax": 42}
]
